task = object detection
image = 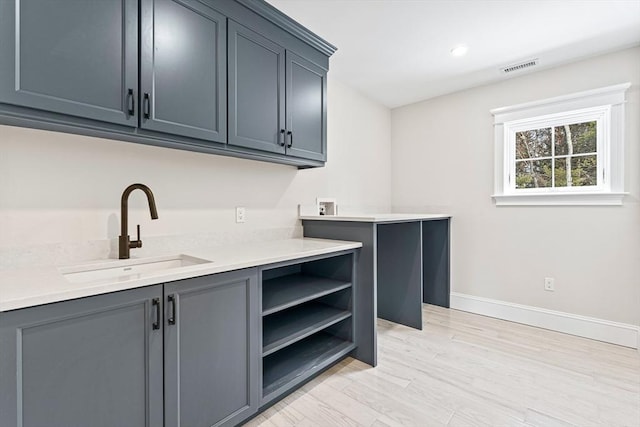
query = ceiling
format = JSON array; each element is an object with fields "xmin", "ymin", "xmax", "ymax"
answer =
[{"xmin": 266, "ymin": 0, "xmax": 640, "ymax": 108}]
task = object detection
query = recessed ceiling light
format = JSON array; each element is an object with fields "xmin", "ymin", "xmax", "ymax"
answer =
[{"xmin": 450, "ymin": 45, "xmax": 468, "ymax": 57}]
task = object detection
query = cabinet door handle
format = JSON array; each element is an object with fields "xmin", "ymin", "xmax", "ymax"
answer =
[
  {"xmin": 127, "ymin": 89, "xmax": 135, "ymax": 116},
  {"xmin": 279, "ymin": 129, "xmax": 286, "ymax": 146},
  {"xmin": 167, "ymin": 294, "xmax": 176, "ymax": 325},
  {"xmin": 143, "ymin": 93, "xmax": 151, "ymax": 119},
  {"xmin": 152, "ymin": 298, "xmax": 160, "ymax": 330},
  {"xmin": 287, "ymin": 130, "xmax": 293, "ymax": 148}
]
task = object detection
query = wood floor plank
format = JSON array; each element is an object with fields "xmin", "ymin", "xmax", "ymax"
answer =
[
  {"xmin": 281, "ymin": 391, "xmax": 363, "ymax": 427},
  {"xmin": 245, "ymin": 305, "xmax": 640, "ymax": 427},
  {"xmin": 255, "ymin": 398, "xmax": 307, "ymax": 426}
]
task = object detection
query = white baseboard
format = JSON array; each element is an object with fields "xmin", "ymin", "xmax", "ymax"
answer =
[{"xmin": 450, "ymin": 292, "xmax": 639, "ymax": 349}]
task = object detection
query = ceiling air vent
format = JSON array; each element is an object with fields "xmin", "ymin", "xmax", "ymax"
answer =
[{"xmin": 501, "ymin": 59, "xmax": 539, "ymax": 74}]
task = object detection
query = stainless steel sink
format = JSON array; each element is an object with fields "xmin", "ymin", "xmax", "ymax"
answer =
[{"xmin": 59, "ymin": 254, "xmax": 212, "ymax": 284}]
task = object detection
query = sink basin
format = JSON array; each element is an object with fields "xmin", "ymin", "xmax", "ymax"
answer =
[{"xmin": 60, "ymin": 254, "xmax": 212, "ymax": 284}]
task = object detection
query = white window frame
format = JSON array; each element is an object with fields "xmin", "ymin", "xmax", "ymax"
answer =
[{"xmin": 491, "ymin": 83, "xmax": 630, "ymax": 206}]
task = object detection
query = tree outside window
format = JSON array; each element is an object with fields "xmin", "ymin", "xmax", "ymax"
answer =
[{"xmin": 515, "ymin": 121, "xmax": 597, "ymax": 189}]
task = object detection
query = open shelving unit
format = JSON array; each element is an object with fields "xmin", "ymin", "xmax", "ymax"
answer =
[{"xmin": 260, "ymin": 252, "xmax": 356, "ymax": 405}]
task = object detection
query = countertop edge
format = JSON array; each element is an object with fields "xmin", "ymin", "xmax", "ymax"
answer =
[
  {"xmin": 0, "ymin": 238, "xmax": 362, "ymax": 312},
  {"xmin": 300, "ymin": 214, "xmax": 451, "ymax": 223}
]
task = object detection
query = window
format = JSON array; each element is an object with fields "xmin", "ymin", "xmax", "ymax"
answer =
[
  {"xmin": 491, "ymin": 83, "xmax": 629, "ymax": 206},
  {"xmin": 510, "ymin": 109, "xmax": 603, "ymax": 192}
]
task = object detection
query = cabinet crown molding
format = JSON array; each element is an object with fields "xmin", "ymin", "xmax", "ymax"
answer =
[{"xmin": 235, "ymin": 0, "xmax": 338, "ymax": 57}]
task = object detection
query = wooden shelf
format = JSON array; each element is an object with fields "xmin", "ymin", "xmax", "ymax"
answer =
[
  {"xmin": 263, "ymin": 303, "xmax": 351, "ymax": 356},
  {"xmin": 262, "ymin": 332, "xmax": 355, "ymax": 401},
  {"xmin": 262, "ymin": 274, "xmax": 351, "ymax": 315}
]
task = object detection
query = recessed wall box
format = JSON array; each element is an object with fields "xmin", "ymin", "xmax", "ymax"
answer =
[{"xmin": 316, "ymin": 198, "xmax": 337, "ymax": 216}]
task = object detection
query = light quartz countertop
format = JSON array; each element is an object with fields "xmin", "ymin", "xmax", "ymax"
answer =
[
  {"xmin": 299, "ymin": 213, "xmax": 451, "ymax": 223},
  {"xmin": 0, "ymin": 238, "xmax": 362, "ymax": 312}
]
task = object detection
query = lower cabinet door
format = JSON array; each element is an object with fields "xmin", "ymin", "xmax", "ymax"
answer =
[
  {"xmin": 0, "ymin": 285, "xmax": 164, "ymax": 427},
  {"xmin": 164, "ymin": 268, "xmax": 260, "ymax": 427}
]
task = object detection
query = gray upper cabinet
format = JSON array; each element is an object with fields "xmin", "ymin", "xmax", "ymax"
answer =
[
  {"xmin": 0, "ymin": 0, "xmax": 138, "ymax": 126},
  {"xmin": 0, "ymin": 0, "xmax": 336, "ymax": 167},
  {"xmin": 164, "ymin": 269, "xmax": 259, "ymax": 427},
  {"xmin": 228, "ymin": 20, "xmax": 286, "ymax": 154},
  {"xmin": 286, "ymin": 52, "xmax": 327, "ymax": 162},
  {"xmin": 228, "ymin": 20, "xmax": 328, "ymax": 162},
  {"xmin": 140, "ymin": 0, "xmax": 227, "ymax": 142},
  {"xmin": 0, "ymin": 285, "xmax": 164, "ymax": 427}
]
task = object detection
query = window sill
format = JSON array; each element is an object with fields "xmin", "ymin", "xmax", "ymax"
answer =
[{"xmin": 492, "ymin": 192, "xmax": 627, "ymax": 206}]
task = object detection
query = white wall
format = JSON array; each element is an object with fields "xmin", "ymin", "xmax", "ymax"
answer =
[
  {"xmin": 0, "ymin": 77, "xmax": 391, "ymax": 254},
  {"xmin": 391, "ymin": 47, "xmax": 640, "ymax": 326}
]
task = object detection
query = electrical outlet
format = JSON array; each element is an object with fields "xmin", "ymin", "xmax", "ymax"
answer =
[
  {"xmin": 235, "ymin": 207, "xmax": 246, "ymax": 223},
  {"xmin": 544, "ymin": 277, "xmax": 555, "ymax": 291}
]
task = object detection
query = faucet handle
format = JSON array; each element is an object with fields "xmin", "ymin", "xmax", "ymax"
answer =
[{"xmin": 129, "ymin": 224, "xmax": 143, "ymax": 249}]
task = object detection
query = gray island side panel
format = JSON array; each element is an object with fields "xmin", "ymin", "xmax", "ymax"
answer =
[
  {"xmin": 376, "ymin": 221, "xmax": 423, "ymax": 330},
  {"xmin": 302, "ymin": 220, "xmax": 377, "ymax": 367},
  {"xmin": 422, "ymin": 219, "xmax": 451, "ymax": 307}
]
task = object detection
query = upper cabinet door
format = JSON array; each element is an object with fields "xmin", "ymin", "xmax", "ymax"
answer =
[
  {"xmin": 228, "ymin": 20, "xmax": 286, "ymax": 154},
  {"xmin": 285, "ymin": 52, "xmax": 327, "ymax": 162},
  {"xmin": 0, "ymin": 0, "xmax": 138, "ymax": 126},
  {"xmin": 140, "ymin": 0, "xmax": 226, "ymax": 142}
]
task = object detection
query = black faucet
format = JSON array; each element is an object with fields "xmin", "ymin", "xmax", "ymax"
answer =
[{"xmin": 119, "ymin": 183, "xmax": 159, "ymax": 259}]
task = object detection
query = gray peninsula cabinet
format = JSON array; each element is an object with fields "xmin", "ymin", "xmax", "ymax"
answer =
[
  {"xmin": 228, "ymin": 20, "xmax": 327, "ymax": 162},
  {"xmin": 0, "ymin": 269, "xmax": 258, "ymax": 427},
  {"xmin": 0, "ymin": 0, "xmax": 335, "ymax": 168}
]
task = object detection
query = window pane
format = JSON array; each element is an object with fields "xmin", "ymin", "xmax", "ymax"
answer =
[
  {"xmin": 515, "ymin": 128, "xmax": 552, "ymax": 159},
  {"xmin": 555, "ymin": 126, "xmax": 568, "ymax": 155},
  {"xmin": 554, "ymin": 155, "xmax": 597, "ymax": 187},
  {"xmin": 569, "ymin": 121, "xmax": 597, "ymax": 154},
  {"xmin": 555, "ymin": 158, "xmax": 567, "ymax": 187},
  {"xmin": 572, "ymin": 155, "xmax": 598, "ymax": 186},
  {"xmin": 515, "ymin": 159, "xmax": 552, "ymax": 188},
  {"xmin": 554, "ymin": 121, "xmax": 596, "ymax": 156}
]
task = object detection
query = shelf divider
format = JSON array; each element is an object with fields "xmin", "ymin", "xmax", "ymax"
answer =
[
  {"xmin": 262, "ymin": 274, "xmax": 351, "ymax": 316},
  {"xmin": 263, "ymin": 303, "xmax": 351, "ymax": 356}
]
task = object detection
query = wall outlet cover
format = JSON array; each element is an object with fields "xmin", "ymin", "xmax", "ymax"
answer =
[
  {"xmin": 236, "ymin": 207, "xmax": 246, "ymax": 223},
  {"xmin": 544, "ymin": 277, "xmax": 555, "ymax": 291}
]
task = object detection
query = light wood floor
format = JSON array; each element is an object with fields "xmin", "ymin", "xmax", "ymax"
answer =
[{"xmin": 245, "ymin": 304, "xmax": 640, "ymax": 427}]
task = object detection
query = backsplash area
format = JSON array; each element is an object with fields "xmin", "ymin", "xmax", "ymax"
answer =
[{"xmin": 0, "ymin": 226, "xmax": 302, "ymax": 270}]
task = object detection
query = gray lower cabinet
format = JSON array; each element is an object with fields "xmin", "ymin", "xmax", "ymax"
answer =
[
  {"xmin": 140, "ymin": 0, "xmax": 227, "ymax": 142},
  {"xmin": 0, "ymin": 0, "xmax": 138, "ymax": 126},
  {"xmin": 0, "ymin": 285, "xmax": 164, "ymax": 427},
  {"xmin": 0, "ymin": 253, "xmax": 366, "ymax": 426},
  {"xmin": 164, "ymin": 269, "xmax": 259, "ymax": 427},
  {"xmin": 0, "ymin": 269, "xmax": 259, "ymax": 427},
  {"xmin": 228, "ymin": 20, "xmax": 327, "ymax": 162}
]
